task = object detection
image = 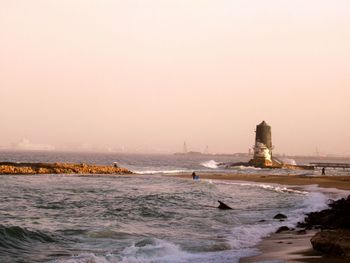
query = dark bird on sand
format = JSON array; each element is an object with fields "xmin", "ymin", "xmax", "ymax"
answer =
[{"xmin": 218, "ymin": 200, "xmax": 233, "ymax": 210}]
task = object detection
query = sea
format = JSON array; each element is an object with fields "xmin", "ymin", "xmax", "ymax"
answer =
[{"xmin": 0, "ymin": 151, "xmax": 349, "ymax": 263}]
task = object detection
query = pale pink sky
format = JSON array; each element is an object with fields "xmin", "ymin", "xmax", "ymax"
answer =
[{"xmin": 0, "ymin": 0, "xmax": 349, "ymax": 155}]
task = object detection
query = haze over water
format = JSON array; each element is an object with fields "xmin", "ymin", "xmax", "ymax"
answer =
[
  {"xmin": 1, "ymin": 1, "xmax": 350, "ymax": 155},
  {"xmin": 1, "ymin": 1, "xmax": 350, "ymax": 262}
]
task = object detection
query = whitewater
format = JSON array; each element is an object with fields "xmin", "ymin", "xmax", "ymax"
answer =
[{"xmin": 0, "ymin": 152, "xmax": 349, "ymax": 263}]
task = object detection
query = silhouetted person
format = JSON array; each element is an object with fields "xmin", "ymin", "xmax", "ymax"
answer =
[
  {"xmin": 192, "ymin": 172, "xmax": 196, "ymax": 180},
  {"xmin": 218, "ymin": 200, "xmax": 233, "ymax": 210},
  {"xmin": 322, "ymin": 167, "xmax": 326, "ymax": 175}
]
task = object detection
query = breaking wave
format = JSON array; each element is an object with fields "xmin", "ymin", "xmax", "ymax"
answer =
[
  {"xmin": 50, "ymin": 237, "xmax": 253, "ymax": 263},
  {"xmin": 215, "ymin": 181, "xmax": 308, "ymax": 195},
  {"xmin": 279, "ymin": 158, "xmax": 297, "ymax": 165},
  {"xmin": 201, "ymin": 160, "xmax": 220, "ymax": 169},
  {"xmin": 133, "ymin": 169, "xmax": 190, "ymax": 175}
]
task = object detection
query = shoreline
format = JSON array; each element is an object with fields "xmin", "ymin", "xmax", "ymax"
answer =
[
  {"xmin": 167, "ymin": 173, "xmax": 350, "ymax": 190},
  {"xmin": 168, "ymin": 172, "xmax": 350, "ymax": 262},
  {"xmin": 240, "ymin": 230, "xmax": 346, "ymax": 263}
]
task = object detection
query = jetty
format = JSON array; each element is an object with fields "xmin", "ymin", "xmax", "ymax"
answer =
[{"xmin": 0, "ymin": 162, "xmax": 132, "ymax": 175}]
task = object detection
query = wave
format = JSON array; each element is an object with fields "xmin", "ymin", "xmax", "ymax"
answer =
[
  {"xmin": 246, "ymin": 183, "xmax": 308, "ymax": 195},
  {"xmin": 214, "ymin": 181, "xmax": 308, "ymax": 195},
  {"xmin": 200, "ymin": 160, "xmax": 263, "ymax": 171},
  {"xmin": 0, "ymin": 225, "xmax": 56, "ymax": 248},
  {"xmin": 228, "ymin": 190, "xmax": 330, "ymax": 250},
  {"xmin": 279, "ymin": 158, "xmax": 297, "ymax": 165},
  {"xmin": 229, "ymin": 223, "xmax": 277, "ymax": 249},
  {"xmin": 201, "ymin": 160, "xmax": 220, "ymax": 169},
  {"xmin": 51, "ymin": 238, "xmax": 253, "ymax": 263},
  {"xmin": 133, "ymin": 169, "xmax": 190, "ymax": 175},
  {"xmin": 225, "ymin": 165, "xmax": 262, "ymax": 171},
  {"xmin": 0, "ymin": 225, "xmax": 77, "ymax": 263},
  {"xmin": 47, "ymin": 253, "xmax": 109, "ymax": 263}
]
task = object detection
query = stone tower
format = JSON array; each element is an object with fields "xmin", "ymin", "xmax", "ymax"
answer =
[{"xmin": 249, "ymin": 121, "xmax": 273, "ymax": 167}]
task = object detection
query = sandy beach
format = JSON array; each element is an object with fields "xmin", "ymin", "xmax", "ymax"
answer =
[
  {"xmin": 170, "ymin": 172, "xmax": 350, "ymax": 262},
  {"xmin": 169, "ymin": 173, "xmax": 350, "ymax": 190},
  {"xmin": 240, "ymin": 230, "xmax": 347, "ymax": 263}
]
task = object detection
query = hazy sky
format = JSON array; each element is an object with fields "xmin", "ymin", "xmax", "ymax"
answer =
[{"xmin": 0, "ymin": 0, "xmax": 349, "ymax": 155}]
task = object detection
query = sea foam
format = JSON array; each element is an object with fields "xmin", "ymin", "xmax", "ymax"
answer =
[
  {"xmin": 200, "ymin": 160, "xmax": 220, "ymax": 169},
  {"xmin": 133, "ymin": 169, "xmax": 190, "ymax": 175}
]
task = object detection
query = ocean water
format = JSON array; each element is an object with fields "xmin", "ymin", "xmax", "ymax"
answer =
[{"xmin": 0, "ymin": 151, "xmax": 349, "ymax": 263}]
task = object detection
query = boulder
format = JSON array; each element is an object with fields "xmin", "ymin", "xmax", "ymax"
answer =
[
  {"xmin": 273, "ymin": 213, "xmax": 287, "ymax": 219},
  {"xmin": 276, "ymin": 226, "xmax": 290, "ymax": 233},
  {"xmin": 298, "ymin": 195, "xmax": 350, "ymax": 230},
  {"xmin": 311, "ymin": 229, "xmax": 350, "ymax": 257}
]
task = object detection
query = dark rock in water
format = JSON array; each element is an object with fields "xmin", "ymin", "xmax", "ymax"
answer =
[
  {"xmin": 273, "ymin": 213, "xmax": 287, "ymax": 219},
  {"xmin": 311, "ymin": 229, "xmax": 350, "ymax": 257},
  {"xmin": 276, "ymin": 226, "xmax": 290, "ymax": 233},
  {"xmin": 217, "ymin": 200, "xmax": 232, "ymax": 210},
  {"xmin": 298, "ymin": 195, "xmax": 350, "ymax": 230},
  {"xmin": 258, "ymin": 219, "xmax": 266, "ymax": 222},
  {"xmin": 298, "ymin": 195, "xmax": 350, "ymax": 258}
]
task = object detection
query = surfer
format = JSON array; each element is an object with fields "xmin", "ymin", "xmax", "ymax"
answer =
[{"xmin": 218, "ymin": 200, "xmax": 233, "ymax": 210}]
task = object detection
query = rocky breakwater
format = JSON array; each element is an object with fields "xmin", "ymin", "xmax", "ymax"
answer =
[
  {"xmin": 298, "ymin": 195, "xmax": 350, "ymax": 258},
  {"xmin": 0, "ymin": 162, "xmax": 132, "ymax": 175}
]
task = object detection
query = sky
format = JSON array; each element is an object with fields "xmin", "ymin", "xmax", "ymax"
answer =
[{"xmin": 0, "ymin": 0, "xmax": 349, "ymax": 155}]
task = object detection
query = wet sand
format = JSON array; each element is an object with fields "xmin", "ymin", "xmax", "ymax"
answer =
[
  {"xmin": 169, "ymin": 173, "xmax": 350, "ymax": 190},
  {"xmin": 240, "ymin": 230, "xmax": 346, "ymax": 263}
]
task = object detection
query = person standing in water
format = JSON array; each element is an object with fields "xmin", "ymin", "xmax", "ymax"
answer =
[
  {"xmin": 322, "ymin": 167, "xmax": 326, "ymax": 175},
  {"xmin": 192, "ymin": 172, "xmax": 200, "ymax": 180}
]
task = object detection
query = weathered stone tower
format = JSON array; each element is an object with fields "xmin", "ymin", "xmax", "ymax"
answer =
[{"xmin": 249, "ymin": 121, "xmax": 273, "ymax": 167}]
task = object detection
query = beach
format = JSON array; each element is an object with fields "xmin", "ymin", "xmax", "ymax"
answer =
[
  {"xmin": 240, "ymin": 230, "xmax": 347, "ymax": 263},
  {"xmin": 169, "ymin": 172, "xmax": 350, "ymax": 262},
  {"xmin": 169, "ymin": 173, "xmax": 350, "ymax": 190}
]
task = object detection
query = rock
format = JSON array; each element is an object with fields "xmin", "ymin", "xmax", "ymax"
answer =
[
  {"xmin": 273, "ymin": 213, "xmax": 287, "ymax": 219},
  {"xmin": 276, "ymin": 226, "xmax": 290, "ymax": 233},
  {"xmin": 297, "ymin": 195, "xmax": 350, "ymax": 259},
  {"xmin": 311, "ymin": 229, "xmax": 350, "ymax": 257},
  {"xmin": 0, "ymin": 162, "xmax": 132, "ymax": 175},
  {"xmin": 298, "ymin": 195, "xmax": 350, "ymax": 230}
]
